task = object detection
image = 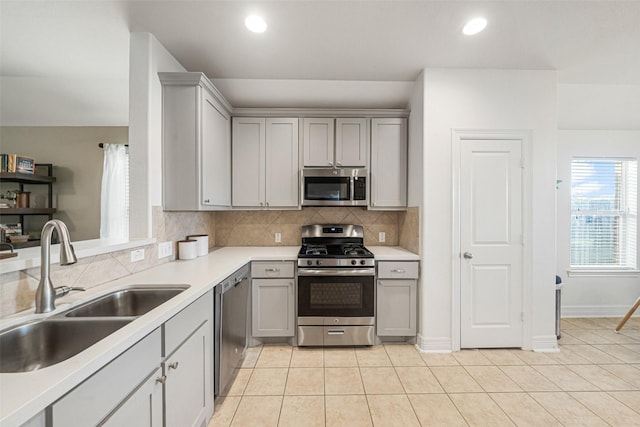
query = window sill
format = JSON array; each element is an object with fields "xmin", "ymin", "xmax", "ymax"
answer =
[{"xmin": 567, "ymin": 269, "xmax": 640, "ymax": 278}]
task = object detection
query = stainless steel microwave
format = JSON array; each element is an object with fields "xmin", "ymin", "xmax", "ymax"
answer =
[{"xmin": 301, "ymin": 168, "xmax": 368, "ymax": 206}]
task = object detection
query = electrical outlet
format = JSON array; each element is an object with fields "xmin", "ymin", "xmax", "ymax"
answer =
[
  {"xmin": 158, "ymin": 241, "xmax": 173, "ymax": 259},
  {"xmin": 275, "ymin": 232, "xmax": 282, "ymax": 243},
  {"xmin": 130, "ymin": 249, "xmax": 145, "ymax": 262},
  {"xmin": 378, "ymin": 232, "xmax": 386, "ymax": 243}
]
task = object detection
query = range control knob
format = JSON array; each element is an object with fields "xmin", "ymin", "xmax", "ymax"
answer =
[
  {"xmin": 316, "ymin": 260, "xmax": 323, "ymax": 266},
  {"xmin": 307, "ymin": 260, "xmax": 313, "ymax": 266},
  {"xmin": 351, "ymin": 259, "xmax": 357, "ymax": 266},
  {"xmin": 360, "ymin": 260, "xmax": 366, "ymax": 265}
]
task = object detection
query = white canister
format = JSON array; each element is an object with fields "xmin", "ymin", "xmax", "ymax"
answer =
[
  {"xmin": 178, "ymin": 240, "xmax": 198, "ymax": 260},
  {"xmin": 186, "ymin": 234, "xmax": 209, "ymax": 257}
]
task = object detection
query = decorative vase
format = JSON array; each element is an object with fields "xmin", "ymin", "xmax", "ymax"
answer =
[{"xmin": 15, "ymin": 192, "xmax": 30, "ymax": 208}]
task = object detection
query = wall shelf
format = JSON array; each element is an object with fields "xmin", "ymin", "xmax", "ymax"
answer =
[{"xmin": 0, "ymin": 163, "xmax": 56, "ymax": 248}]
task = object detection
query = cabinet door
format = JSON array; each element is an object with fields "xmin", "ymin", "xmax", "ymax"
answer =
[
  {"xmin": 164, "ymin": 321, "xmax": 212, "ymax": 427},
  {"xmin": 101, "ymin": 368, "xmax": 163, "ymax": 427},
  {"xmin": 336, "ymin": 118, "xmax": 368, "ymax": 167},
  {"xmin": 232, "ymin": 118, "xmax": 266, "ymax": 207},
  {"xmin": 266, "ymin": 118, "xmax": 299, "ymax": 207},
  {"xmin": 201, "ymin": 89, "xmax": 231, "ymax": 207},
  {"xmin": 376, "ymin": 279, "xmax": 417, "ymax": 336},
  {"xmin": 303, "ymin": 118, "xmax": 334, "ymax": 167},
  {"xmin": 370, "ymin": 118, "xmax": 407, "ymax": 209},
  {"xmin": 252, "ymin": 279, "xmax": 295, "ymax": 337}
]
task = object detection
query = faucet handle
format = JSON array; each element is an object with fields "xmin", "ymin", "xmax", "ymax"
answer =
[{"xmin": 55, "ymin": 286, "xmax": 86, "ymax": 297}]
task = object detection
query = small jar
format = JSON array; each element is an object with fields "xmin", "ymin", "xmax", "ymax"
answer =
[{"xmin": 177, "ymin": 240, "xmax": 197, "ymax": 260}]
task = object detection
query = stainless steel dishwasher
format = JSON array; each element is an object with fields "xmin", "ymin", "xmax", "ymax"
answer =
[{"xmin": 214, "ymin": 263, "xmax": 250, "ymax": 396}]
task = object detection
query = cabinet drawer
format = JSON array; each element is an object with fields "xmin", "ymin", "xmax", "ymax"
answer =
[
  {"xmin": 377, "ymin": 261, "xmax": 419, "ymax": 279},
  {"xmin": 51, "ymin": 328, "xmax": 161, "ymax": 427},
  {"xmin": 164, "ymin": 290, "xmax": 212, "ymax": 357},
  {"xmin": 251, "ymin": 261, "xmax": 294, "ymax": 278}
]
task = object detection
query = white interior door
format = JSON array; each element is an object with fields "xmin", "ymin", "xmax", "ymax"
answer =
[{"xmin": 460, "ymin": 139, "xmax": 523, "ymax": 348}]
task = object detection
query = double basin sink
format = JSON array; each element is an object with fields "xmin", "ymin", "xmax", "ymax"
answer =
[{"xmin": 0, "ymin": 285, "xmax": 189, "ymax": 373}]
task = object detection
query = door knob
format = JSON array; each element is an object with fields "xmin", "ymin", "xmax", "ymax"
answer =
[{"xmin": 463, "ymin": 252, "xmax": 473, "ymax": 259}]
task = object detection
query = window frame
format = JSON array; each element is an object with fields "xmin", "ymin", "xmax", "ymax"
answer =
[{"xmin": 569, "ymin": 156, "xmax": 638, "ymax": 275}]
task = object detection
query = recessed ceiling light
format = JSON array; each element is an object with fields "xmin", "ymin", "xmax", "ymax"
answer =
[
  {"xmin": 245, "ymin": 15, "xmax": 267, "ymax": 33},
  {"xmin": 462, "ymin": 17, "xmax": 487, "ymax": 35}
]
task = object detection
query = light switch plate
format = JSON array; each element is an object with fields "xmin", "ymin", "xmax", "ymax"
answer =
[
  {"xmin": 158, "ymin": 241, "xmax": 172, "ymax": 259},
  {"xmin": 275, "ymin": 232, "xmax": 282, "ymax": 243},
  {"xmin": 378, "ymin": 232, "xmax": 386, "ymax": 243},
  {"xmin": 130, "ymin": 249, "xmax": 145, "ymax": 262}
]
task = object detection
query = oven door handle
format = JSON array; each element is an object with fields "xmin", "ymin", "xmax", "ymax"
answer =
[{"xmin": 298, "ymin": 268, "xmax": 375, "ymax": 276}]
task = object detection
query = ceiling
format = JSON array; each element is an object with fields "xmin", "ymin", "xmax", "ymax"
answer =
[{"xmin": 2, "ymin": 0, "xmax": 640, "ymax": 125}]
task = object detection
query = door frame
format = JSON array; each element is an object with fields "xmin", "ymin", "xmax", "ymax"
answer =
[{"xmin": 451, "ymin": 129, "xmax": 533, "ymax": 351}]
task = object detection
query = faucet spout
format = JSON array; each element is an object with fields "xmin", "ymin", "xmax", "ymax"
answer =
[{"xmin": 35, "ymin": 220, "xmax": 78, "ymax": 314}]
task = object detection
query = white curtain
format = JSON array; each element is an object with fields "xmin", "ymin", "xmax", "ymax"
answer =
[{"xmin": 100, "ymin": 143, "xmax": 129, "ymax": 239}]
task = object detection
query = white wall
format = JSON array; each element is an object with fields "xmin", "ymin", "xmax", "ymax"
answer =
[
  {"xmin": 556, "ymin": 84, "xmax": 640, "ymax": 317},
  {"xmin": 407, "ymin": 72, "xmax": 424, "ymax": 208},
  {"xmin": 558, "ymin": 84, "xmax": 640, "ymax": 131},
  {"xmin": 557, "ymin": 131, "xmax": 640, "ymax": 317},
  {"xmin": 128, "ymin": 33, "xmax": 186, "ymax": 239},
  {"xmin": 419, "ymin": 69, "xmax": 558, "ymax": 352}
]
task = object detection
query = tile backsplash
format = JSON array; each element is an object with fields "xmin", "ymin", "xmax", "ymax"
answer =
[{"xmin": 1, "ymin": 206, "xmax": 419, "ymax": 317}]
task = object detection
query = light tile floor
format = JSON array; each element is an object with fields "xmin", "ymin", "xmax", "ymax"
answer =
[{"xmin": 208, "ymin": 317, "xmax": 640, "ymax": 426}]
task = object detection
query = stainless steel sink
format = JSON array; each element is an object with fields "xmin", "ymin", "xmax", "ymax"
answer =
[
  {"xmin": 0, "ymin": 318, "xmax": 132, "ymax": 373},
  {"xmin": 64, "ymin": 286, "xmax": 189, "ymax": 317}
]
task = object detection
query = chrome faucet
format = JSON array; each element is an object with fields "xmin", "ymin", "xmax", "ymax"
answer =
[{"xmin": 35, "ymin": 219, "xmax": 82, "ymax": 313}]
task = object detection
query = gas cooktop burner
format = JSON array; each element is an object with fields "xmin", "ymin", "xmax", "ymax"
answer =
[
  {"xmin": 304, "ymin": 245, "xmax": 328, "ymax": 256},
  {"xmin": 298, "ymin": 224, "xmax": 375, "ymax": 267},
  {"xmin": 342, "ymin": 244, "xmax": 368, "ymax": 256}
]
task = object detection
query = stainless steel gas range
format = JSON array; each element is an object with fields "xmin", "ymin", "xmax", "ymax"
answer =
[{"xmin": 297, "ymin": 224, "xmax": 375, "ymax": 346}]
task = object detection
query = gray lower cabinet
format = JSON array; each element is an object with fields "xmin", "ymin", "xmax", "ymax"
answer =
[
  {"xmin": 49, "ymin": 290, "xmax": 213, "ymax": 427},
  {"xmin": 376, "ymin": 261, "xmax": 419, "ymax": 336},
  {"xmin": 164, "ymin": 322, "xmax": 210, "ymax": 427},
  {"xmin": 102, "ymin": 367, "xmax": 163, "ymax": 427},
  {"xmin": 251, "ymin": 262, "xmax": 296, "ymax": 337}
]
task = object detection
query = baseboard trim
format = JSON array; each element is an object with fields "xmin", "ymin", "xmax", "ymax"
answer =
[
  {"xmin": 562, "ymin": 305, "xmax": 636, "ymax": 318},
  {"xmin": 532, "ymin": 334, "xmax": 559, "ymax": 352},
  {"xmin": 416, "ymin": 334, "xmax": 452, "ymax": 353}
]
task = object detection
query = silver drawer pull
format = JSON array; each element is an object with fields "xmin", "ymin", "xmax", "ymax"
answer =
[
  {"xmin": 169, "ymin": 362, "xmax": 179, "ymax": 370},
  {"xmin": 156, "ymin": 375, "xmax": 167, "ymax": 385},
  {"xmin": 327, "ymin": 330, "xmax": 345, "ymax": 335},
  {"xmin": 391, "ymin": 269, "xmax": 406, "ymax": 273},
  {"xmin": 264, "ymin": 268, "xmax": 280, "ymax": 272}
]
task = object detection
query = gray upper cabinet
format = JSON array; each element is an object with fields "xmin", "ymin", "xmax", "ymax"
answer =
[
  {"xmin": 303, "ymin": 118, "xmax": 335, "ymax": 167},
  {"xmin": 335, "ymin": 118, "xmax": 368, "ymax": 167},
  {"xmin": 232, "ymin": 117, "xmax": 299, "ymax": 208},
  {"xmin": 303, "ymin": 118, "xmax": 368, "ymax": 168},
  {"xmin": 160, "ymin": 72, "xmax": 232, "ymax": 210},
  {"xmin": 370, "ymin": 118, "xmax": 408, "ymax": 209}
]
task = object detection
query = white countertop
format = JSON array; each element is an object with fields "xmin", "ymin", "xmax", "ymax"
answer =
[{"xmin": 0, "ymin": 245, "xmax": 417, "ymax": 425}]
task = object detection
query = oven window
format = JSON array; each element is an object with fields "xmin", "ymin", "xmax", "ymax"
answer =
[
  {"xmin": 310, "ymin": 282, "xmax": 363, "ymax": 309},
  {"xmin": 298, "ymin": 275, "xmax": 374, "ymax": 318},
  {"xmin": 305, "ymin": 177, "xmax": 350, "ymax": 200}
]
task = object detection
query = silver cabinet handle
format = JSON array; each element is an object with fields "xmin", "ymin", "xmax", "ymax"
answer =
[
  {"xmin": 336, "ymin": 161, "xmax": 342, "ymax": 166},
  {"xmin": 328, "ymin": 161, "xmax": 333, "ymax": 166},
  {"xmin": 264, "ymin": 268, "xmax": 280, "ymax": 272},
  {"xmin": 327, "ymin": 329, "xmax": 345, "ymax": 335},
  {"xmin": 391, "ymin": 269, "xmax": 406, "ymax": 273},
  {"xmin": 463, "ymin": 252, "xmax": 473, "ymax": 259},
  {"xmin": 204, "ymin": 199, "xmax": 210, "ymax": 204},
  {"xmin": 156, "ymin": 375, "xmax": 167, "ymax": 384},
  {"xmin": 168, "ymin": 362, "xmax": 179, "ymax": 370}
]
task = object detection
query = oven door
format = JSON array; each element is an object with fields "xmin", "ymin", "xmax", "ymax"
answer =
[{"xmin": 297, "ymin": 269, "xmax": 374, "ymax": 319}]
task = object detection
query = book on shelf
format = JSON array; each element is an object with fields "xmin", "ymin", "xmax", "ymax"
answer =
[
  {"xmin": 0, "ymin": 223, "xmax": 22, "ymax": 243},
  {"xmin": 1, "ymin": 154, "xmax": 36, "ymax": 174}
]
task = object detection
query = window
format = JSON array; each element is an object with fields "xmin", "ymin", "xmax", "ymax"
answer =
[{"xmin": 571, "ymin": 158, "xmax": 637, "ymax": 269}]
